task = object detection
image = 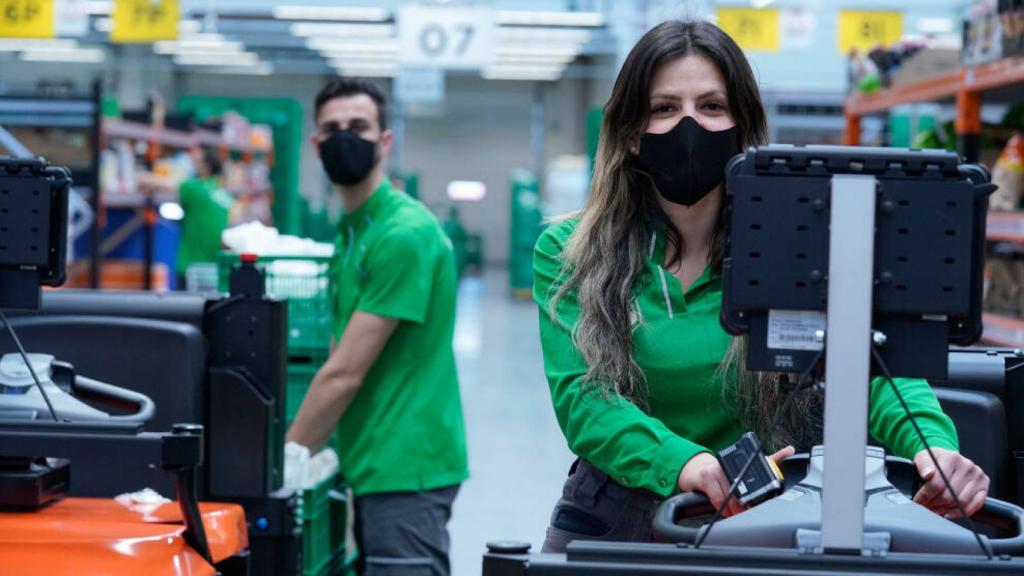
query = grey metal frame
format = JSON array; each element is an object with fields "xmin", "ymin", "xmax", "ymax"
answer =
[{"xmin": 820, "ymin": 174, "xmax": 877, "ymax": 552}]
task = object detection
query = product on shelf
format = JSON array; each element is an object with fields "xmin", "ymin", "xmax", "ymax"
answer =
[{"xmin": 990, "ymin": 133, "xmax": 1024, "ymax": 211}]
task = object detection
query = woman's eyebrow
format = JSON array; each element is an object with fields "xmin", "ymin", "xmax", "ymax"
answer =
[
  {"xmin": 698, "ymin": 90, "xmax": 727, "ymax": 100},
  {"xmin": 650, "ymin": 93, "xmax": 682, "ymax": 101}
]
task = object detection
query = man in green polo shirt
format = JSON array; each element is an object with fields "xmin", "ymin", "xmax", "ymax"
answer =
[{"xmin": 287, "ymin": 78, "xmax": 468, "ymax": 576}]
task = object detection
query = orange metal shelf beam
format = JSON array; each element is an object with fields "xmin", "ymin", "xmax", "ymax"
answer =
[
  {"xmin": 844, "ymin": 57, "xmax": 1024, "ymax": 146},
  {"xmin": 845, "ymin": 69, "xmax": 963, "ymax": 117}
]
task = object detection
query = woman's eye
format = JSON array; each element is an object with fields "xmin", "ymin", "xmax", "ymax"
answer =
[
  {"xmin": 652, "ymin": 104, "xmax": 675, "ymax": 114},
  {"xmin": 703, "ymin": 102, "xmax": 727, "ymax": 112}
]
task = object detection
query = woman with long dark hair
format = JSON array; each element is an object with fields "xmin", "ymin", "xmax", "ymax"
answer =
[{"xmin": 534, "ymin": 20, "xmax": 989, "ymax": 552}]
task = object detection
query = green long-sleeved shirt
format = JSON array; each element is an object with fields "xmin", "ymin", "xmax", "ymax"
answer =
[{"xmin": 533, "ymin": 218, "xmax": 959, "ymax": 498}]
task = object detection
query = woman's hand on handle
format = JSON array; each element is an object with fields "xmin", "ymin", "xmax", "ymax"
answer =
[
  {"xmin": 676, "ymin": 445, "xmax": 794, "ymax": 519},
  {"xmin": 677, "ymin": 453, "xmax": 744, "ymax": 517},
  {"xmin": 913, "ymin": 447, "xmax": 990, "ymax": 519}
]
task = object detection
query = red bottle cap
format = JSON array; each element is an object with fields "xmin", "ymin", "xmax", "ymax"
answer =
[{"xmin": 240, "ymin": 253, "xmax": 258, "ymax": 263}]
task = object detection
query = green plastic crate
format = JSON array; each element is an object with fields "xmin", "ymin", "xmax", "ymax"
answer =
[
  {"xmin": 300, "ymin": 473, "xmax": 335, "ymax": 576},
  {"xmin": 217, "ymin": 253, "xmax": 334, "ymax": 355}
]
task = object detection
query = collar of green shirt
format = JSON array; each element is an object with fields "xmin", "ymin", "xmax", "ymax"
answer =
[
  {"xmin": 339, "ymin": 178, "xmax": 394, "ymax": 230},
  {"xmin": 646, "ymin": 222, "xmax": 719, "ymax": 294}
]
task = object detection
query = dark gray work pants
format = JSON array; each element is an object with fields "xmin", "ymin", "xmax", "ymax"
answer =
[
  {"xmin": 542, "ymin": 459, "xmax": 665, "ymax": 553},
  {"xmin": 354, "ymin": 485, "xmax": 459, "ymax": 576}
]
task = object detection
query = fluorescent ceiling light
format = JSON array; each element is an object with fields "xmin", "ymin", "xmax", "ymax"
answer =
[
  {"xmin": 97, "ymin": 17, "xmax": 199, "ymax": 34},
  {"xmin": 499, "ymin": 27, "xmax": 592, "ymax": 44},
  {"xmin": 496, "ymin": 45, "xmax": 580, "ymax": 58},
  {"xmin": 751, "ymin": 0, "xmax": 776, "ymax": 8},
  {"xmin": 306, "ymin": 37, "xmax": 397, "ymax": 51},
  {"xmin": 321, "ymin": 51, "xmax": 398, "ymax": 62},
  {"xmin": 21, "ymin": 48, "xmax": 105, "ymax": 63},
  {"xmin": 482, "ymin": 70, "xmax": 563, "ymax": 81},
  {"xmin": 487, "ymin": 63, "xmax": 566, "ymax": 74},
  {"xmin": 174, "ymin": 52, "xmax": 260, "ymax": 66},
  {"xmin": 155, "ymin": 40, "xmax": 244, "ymax": 55},
  {"xmin": 0, "ymin": 39, "xmax": 78, "ymax": 51},
  {"xmin": 496, "ymin": 54, "xmax": 577, "ymax": 65},
  {"xmin": 328, "ymin": 59, "xmax": 398, "ymax": 70},
  {"xmin": 483, "ymin": 63, "xmax": 566, "ymax": 81},
  {"xmin": 447, "ymin": 181, "xmax": 486, "ymax": 202},
  {"xmin": 190, "ymin": 63, "xmax": 275, "ymax": 76},
  {"xmin": 917, "ymin": 17, "xmax": 954, "ymax": 34},
  {"xmin": 292, "ymin": 23, "xmax": 395, "ymax": 38},
  {"xmin": 273, "ymin": 6, "xmax": 390, "ymax": 22},
  {"xmin": 85, "ymin": 0, "xmax": 112, "ymax": 15},
  {"xmin": 495, "ymin": 10, "xmax": 604, "ymax": 27}
]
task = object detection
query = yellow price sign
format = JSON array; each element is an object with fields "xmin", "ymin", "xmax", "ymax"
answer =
[
  {"xmin": 716, "ymin": 8, "xmax": 780, "ymax": 52},
  {"xmin": 111, "ymin": 0, "xmax": 178, "ymax": 44},
  {"xmin": 0, "ymin": 0, "xmax": 54, "ymax": 39},
  {"xmin": 838, "ymin": 10, "xmax": 903, "ymax": 54}
]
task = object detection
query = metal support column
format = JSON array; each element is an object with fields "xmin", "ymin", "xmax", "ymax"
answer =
[{"xmin": 820, "ymin": 174, "xmax": 877, "ymax": 553}]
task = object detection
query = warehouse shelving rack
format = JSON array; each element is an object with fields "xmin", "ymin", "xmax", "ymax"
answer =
[
  {"xmin": 99, "ymin": 117, "xmax": 273, "ymax": 290},
  {"xmin": 844, "ymin": 56, "xmax": 1024, "ymax": 347}
]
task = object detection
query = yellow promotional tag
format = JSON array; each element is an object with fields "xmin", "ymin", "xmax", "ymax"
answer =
[
  {"xmin": 111, "ymin": 0, "xmax": 178, "ymax": 44},
  {"xmin": 0, "ymin": 0, "xmax": 55, "ymax": 39},
  {"xmin": 838, "ymin": 10, "xmax": 903, "ymax": 54},
  {"xmin": 716, "ymin": 8, "xmax": 780, "ymax": 52}
]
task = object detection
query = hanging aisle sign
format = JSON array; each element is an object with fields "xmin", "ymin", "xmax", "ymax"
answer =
[
  {"xmin": 716, "ymin": 8, "xmax": 780, "ymax": 52},
  {"xmin": 111, "ymin": 0, "xmax": 178, "ymax": 43},
  {"xmin": 398, "ymin": 5, "xmax": 494, "ymax": 70},
  {"xmin": 838, "ymin": 10, "xmax": 902, "ymax": 53},
  {"xmin": 0, "ymin": 0, "xmax": 55, "ymax": 39}
]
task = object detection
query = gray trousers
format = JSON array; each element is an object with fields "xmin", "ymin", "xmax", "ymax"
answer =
[
  {"xmin": 354, "ymin": 485, "xmax": 460, "ymax": 576},
  {"xmin": 542, "ymin": 459, "xmax": 665, "ymax": 553}
]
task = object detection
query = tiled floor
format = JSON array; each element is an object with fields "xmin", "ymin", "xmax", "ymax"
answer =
[{"xmin": 447, "ymin": 270, "xmax": 575, "ymax": 575}]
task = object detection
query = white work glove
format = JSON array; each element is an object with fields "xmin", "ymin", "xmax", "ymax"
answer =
[{"xmin": 283, "ymin": 441, "xmax": 311, "ymax": 491}]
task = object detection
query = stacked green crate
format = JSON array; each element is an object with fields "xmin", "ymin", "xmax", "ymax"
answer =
[
  {"xmin": 217, "ymin": 252, "xmax": 333, "ymax": 421},
  {"xmin": 509, "ymin": 170, "xmax": 542, "ymax": 298},
  {"xmin": 299, "ymin": 474, "xmax": 355, "ymax": 575}
]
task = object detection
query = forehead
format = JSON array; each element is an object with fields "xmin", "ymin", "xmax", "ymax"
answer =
[
  {"xmin": 650, "ymin": 54, "xmax": 727, "ymax": 97},
  {"xmin": 316, "ymin": 93, "xmax": 379, "ymax": 127}
]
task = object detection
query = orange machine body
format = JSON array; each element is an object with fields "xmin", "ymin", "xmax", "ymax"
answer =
[{"xmin": 0, "ymin": 498, "xmax": 248, "ymax": 575}]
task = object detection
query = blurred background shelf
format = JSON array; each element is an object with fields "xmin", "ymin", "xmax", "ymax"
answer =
[{"xmin": 981, "ymin": 313, "xmax": 1024, "ymax": 348}]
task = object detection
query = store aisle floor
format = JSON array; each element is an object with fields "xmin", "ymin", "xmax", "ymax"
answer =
[{"xmin": 448, "ymin": 270, "xmax": 574, "ymax": 575}]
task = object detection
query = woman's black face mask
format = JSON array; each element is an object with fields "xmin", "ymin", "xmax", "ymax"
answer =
[
  {"xmin": 318, "ymin": 129, "xmax": 377, "ymax": 187},
  {"xmin": 633, "ymin": 116, "xmax": 738, "ymax": 206}
]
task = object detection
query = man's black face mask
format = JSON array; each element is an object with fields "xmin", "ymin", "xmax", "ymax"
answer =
[
  {"xmin": 633, "ymin": 116, "xmax": 738, "ymax": 206},
  {"xmin": 319, "ymin": 129, "xmax": 377, "ymax": 187}
]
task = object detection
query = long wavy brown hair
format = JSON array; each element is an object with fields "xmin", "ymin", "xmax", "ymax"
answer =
[{"xmin": 548, "ymin": 20, "xmax": 821, "ymax": 450}]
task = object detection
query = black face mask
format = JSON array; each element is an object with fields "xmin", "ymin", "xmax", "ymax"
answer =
[
  {"xmin": 634, "ymin": 116, "xmax": 738, "ymax": 206},
  {"xmin": 318, "ymin": 129, "xmax": 377, "ymax": 186}
]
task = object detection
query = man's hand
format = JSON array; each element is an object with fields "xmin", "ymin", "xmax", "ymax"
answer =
[
  {"xmin": 677, "ymin": 446, "xmax": 794, "ymax": 518},
  {"xmin": 913, "ymin": 447, "xmax": 989, "ymax": 519}
]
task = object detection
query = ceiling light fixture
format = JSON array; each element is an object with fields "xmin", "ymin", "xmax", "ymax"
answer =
[
  {"xmin": 273, "ymin": 6, "xmax": 390, "ymax": 22},
  {"xmin": 21, "ymin": 48, "xmax": 106, "ymax": 63},
  {"xmin": 495, "ymin": 10, "xmax": 604, "ymax": 27},
  {"xmin": 173, "ymin": 52, "xmax": 260, "ymax": 66},
  {"xmin": 292, "ymin": 23, "xmax": 395, "ymax": 38}
]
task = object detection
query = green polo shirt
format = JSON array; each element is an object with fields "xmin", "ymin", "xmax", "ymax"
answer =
[
  {"xmin": 175, "ymin": 177, "xmax": 234, "ymax": 276},
  {"xmin": 330, "ymin": 179, "xmax": 468, "ymax": 496},
  {"xmin": 534, "ymin": 217, "xmax": 959, "ymax": 498}
]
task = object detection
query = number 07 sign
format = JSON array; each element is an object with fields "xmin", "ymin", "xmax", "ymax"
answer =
[{"xmin": 399, "ymin": 5, "xmax": 494, "ymax": 70}]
